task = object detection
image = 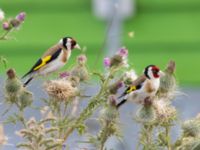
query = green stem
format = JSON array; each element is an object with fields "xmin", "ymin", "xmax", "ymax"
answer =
[
  {"xmin": 0, "ymin": 29, "xmax": 13, "ymax": 40},
  {"xmin": 14, "ymin": 102, "xmax": 27, "ymax": 128},
  {"xmin": 62, "ymin": 68, "xmax": 116, "ymax": 143},
  {"xmin": 165, "ymin": 126, "xmax": 172, "ymax": 150},
  {"xmin": 142, "ymin": 125, "xmax": 154, "ymax": 150}
]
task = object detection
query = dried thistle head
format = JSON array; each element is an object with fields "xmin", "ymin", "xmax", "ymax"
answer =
[
  {"xmin": 109, "ymin": 48, "xmax": 129, "ymax": 68},
  {"xmin": 177, "ymin": 137, "xmax": 200, "ymax": 150},
  {"xmin": 153, "ymin": 99, "xmax": 177, "ymax": 124},
  {"xmin": 157, "ymin": 60, "xmax": 177, "ymax": 99},
  {"xmin": 109, "ymin": 80, "xmax": 123, "ymax": 95},
  {"xmin": 135, "ymin": 105, "xmax": 156, "ymax": 124},
  {"xmin": 123, "ymin": 69, "xmax": 138, "ymax": 85},
  {"xmin": 182, "ymin": 119, "xmax": 200, "ymax": 137},
  {"xmin": 44, "ymin": 79, "xmax": 78, "ymax": 101},
  {"xmin": 68, "ymin": 76, "xmax": 80, "ymax": 87},
  {"xmin": 77, "ymin": 54, "xmax": 87, "ymax": 66},
  {"xmin": 71, "ymin": 65, "xmax": 89, "ymax": 82}
]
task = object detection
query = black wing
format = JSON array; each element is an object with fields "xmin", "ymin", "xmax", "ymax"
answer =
[
  {"xmin": 22, "ymin": 48, "xmax": 62, "ymax": 78},
  {"xmin": 118, "ymin": 84, "xmax": 142, "ymax": 99}
]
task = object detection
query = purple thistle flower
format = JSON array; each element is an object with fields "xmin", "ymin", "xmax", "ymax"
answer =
[
  {"xmin": 77, "ymin": 54, "xmax": 87, "ymax": 64},
  {"xmin": 118, "ymin": 47, "xmax": 128, "ymax": 57},
  {"xmin": 108, "ymin": 95, "xmax": 117, "ymax": 106},
  {"xmin": 117, "ymin": 81, "xmax": 124, "ymax": 89},
  {"xmin": 2, "ymin": 21, "xmax": 10, "ymax": 30},
  {"xmin": 16, "ymin": 12, "xmax": 26, "ymax": 22},
  {"xmin": 59, "ymin": 72, "xmax": 70, "ymax": 79},
  {"xmin": 104, "ymin": 57, "xmax": 111, "ymax": 67}
]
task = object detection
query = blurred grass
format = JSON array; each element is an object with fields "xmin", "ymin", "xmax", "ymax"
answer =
[{"xmin": 0, "ymin": 0, "xmax": 200, "ymax": 86}]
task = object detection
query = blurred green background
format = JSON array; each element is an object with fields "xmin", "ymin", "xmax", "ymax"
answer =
[{"xmin": 0, "ymin": 0, "xmax": 200, "ymax": 86}]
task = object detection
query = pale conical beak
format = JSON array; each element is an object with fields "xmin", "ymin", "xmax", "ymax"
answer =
[
  {"xmin": 74, "ymin": 44, "xmax": 81, "ymax": 50},
  {"xmin": 159, "ymin": 71, "xmax": 165, "ymax": 77}
]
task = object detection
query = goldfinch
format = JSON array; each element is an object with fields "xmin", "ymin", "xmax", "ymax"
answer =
[
  {"xmin": 117, "ymin": 65, "xmax": 164, "ymax": 108},
  {"xmin": 22, "ymin": 37, "xmax": 80, "ymax": 87}
]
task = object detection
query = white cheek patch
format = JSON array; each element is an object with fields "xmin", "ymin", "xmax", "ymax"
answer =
[
  {"xmin": 66, "ymin": 38, "xmax": 72, "ymax": 50},
  {"xmin": 66, "ymin": 43, "xmax": 71, "ymax": 50},
  {"xmin": 148, "ymin": 67, "xmax": 154, "ymax": 79}
]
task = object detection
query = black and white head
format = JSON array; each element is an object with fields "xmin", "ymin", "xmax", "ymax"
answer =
[
  {"xmin": 144, "ymin": 65, "xmax": 164, "ymax": 79},
  {"xmin": 59, "ymin": 37, "xmax": 80, "ymax": 50}
]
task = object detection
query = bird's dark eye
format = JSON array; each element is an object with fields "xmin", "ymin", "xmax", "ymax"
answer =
[{"xmin": 71, "ymin": 40, "xmax": 76, "ymax": 47}]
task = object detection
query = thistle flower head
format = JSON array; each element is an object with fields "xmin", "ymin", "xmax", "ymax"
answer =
[
  {"xmin": 2, "ymin": 21, "xmax": 11, "ymax": 30},
  {"xmin": 99, "ymin": 101, "xmax": 119, "ymax": 124},
  {"xmin": 106, "ymin": 47, "xmax": 129, "ymax": 68},
  {"xmin": 109, "ymin": 81, "xmax": 124, "ymax": 94},
  {"xmin": 59, "ymin": 71, "xmax": 70, "ymax": 79},
  {"xmin": 108, "ymin": 95, "xmax": 117, "ymax": 106},
  {"xmin": 10, "ymin": 19, "xmax": 21, "ymax": 28},
  {"xmin": 123, "ymin": 69, "xmax": 137, "ymax": 85},
  {"xmin": 77, "ymin": 54, "xmax": 87, "ymax": 65},
  {"xmin": 44, "ymin": 79, "xmax": 78, "ymax": 101},
  {"xmin": 18, "ymin": 90, "xmax": 33, "ymax": 110},
  {"xmin": 71, "ymin": 65, "xmax": 89, "ymax": 82},
  {"xmin": 104, "ymin": 57, "xmax": 111, "ymax": 67},
  {"xmin": 0, "ymin": 9, "xmax": 5, "ymax": 21},
  {"xmin": 153, "ymin": 99, "xmax": 176, "ymax": 124},
  {"xmin": 16, "ymin": 12, "xmax": 26, "ymax": 22},
  {"xmin": 136, "ymin": 105, "xmax": 156, "ymax": 123},
  {"xmin": 110, "ymin": 55, "xmax": 123, "ymax": 68},
  {"xmin": 157, "ymin": 60, "xmax": 177, "ymax": 100},
  {"xmin": 117, "ymin": 47, "xmax": 128, "ymax": 58},
  {"xmin": 5, "ymin": 69, "xmax": 22, "ymax": 102},
  {"xmin": 182, "ymin": 118, "xmax": 200, "ymax": 137},
  {"xmin": 178, "ymin": 137, "xmax": 200, "ymax": 150}
]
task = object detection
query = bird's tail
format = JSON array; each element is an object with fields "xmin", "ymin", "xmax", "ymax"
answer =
[
  {"xmin": 117, "ymin": 99, "xmax": 127, "ymax": 108},
  {"xmin": 22, "ymin": 71, "xmax": 32, "ymax": 79},
  {"xmin": 23, "ymin": 77, "xmax": 33, "ymax": 87},
  {"xmin": 118, "ymin": 93, "xmax": 126, "ymax": 99}
]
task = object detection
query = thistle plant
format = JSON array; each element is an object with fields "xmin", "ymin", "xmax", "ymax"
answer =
[
  {"xmin": 3, "ymin": 68, "xmax": 33, "ymax": 126},
  {"xmin": 0, "ymin": 8, "xmax": 26, "ymax": 40},
  {"xmin": 87, "ymin": 95, "xmax": 121, "ymax": 150},
  {"xmin": 16, "ymin": 117, "xmax": 63, "ymax": 150},
  {"xmin": 0, "ymin": 39, "xmax": 199, "ymax": 150}
]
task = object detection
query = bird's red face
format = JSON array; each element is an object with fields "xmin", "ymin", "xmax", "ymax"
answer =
[
  {"xmin": 151, "ymin": 66, "xmax": 160, "ymax": 78},
  {"xmin": 144, "ymin": 65, "xmax": 163, "ymax": 79}
]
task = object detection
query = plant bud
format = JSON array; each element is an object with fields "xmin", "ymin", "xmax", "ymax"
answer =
[
  {"xmin": 10, "ymin": 19, "xmax": 21, "ymax": 27},
  {"xmin": 136, "ymin": 105, "xmax": 156, "ymax": 123},
  {"xmin": 19, "ymin": 90, "xmax": 33, "ymax": 110}
]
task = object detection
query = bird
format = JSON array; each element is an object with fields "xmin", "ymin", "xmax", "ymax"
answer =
[
  {"xmin": 117, "ymin": 65, "xmax": 164, "ymax": 108},
  {"xmin": 22, "ymin": 37, "xmax": 80, "ymax": 87}
]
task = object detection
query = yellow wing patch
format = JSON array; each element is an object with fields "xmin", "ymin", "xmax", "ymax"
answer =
[
  {"xmin": 126, "ymin": 86, "xmax": 136, "ymax": 94},
  {"xmin": 33, "ymin": 55, "xmax": 52, "ymax": 71}
]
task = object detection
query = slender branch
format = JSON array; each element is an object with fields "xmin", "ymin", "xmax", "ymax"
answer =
[
  {"xmin": 165, "ymin": 126, "xmax": 172, "ymax": 150},
  {"xmin": 62, "ymin": 68, "xmax": 116, "ymax": 143},
  {"xmin": 0, "ymin": 29, "xmax": 13, "ymax": 40}
]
